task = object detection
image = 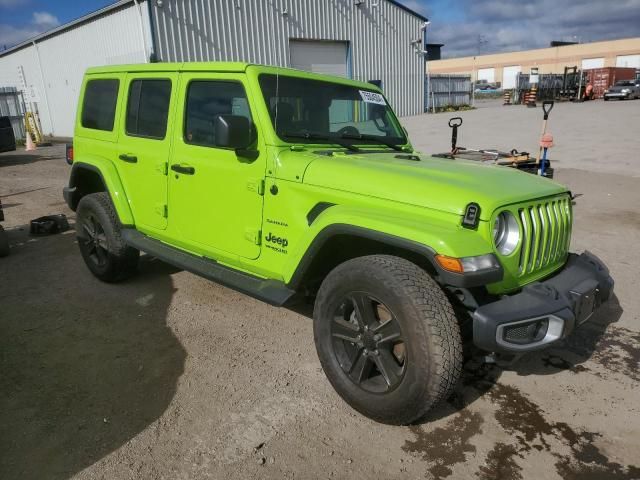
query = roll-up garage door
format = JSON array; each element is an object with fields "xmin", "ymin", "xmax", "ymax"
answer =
[
  {"xmin": 289, "ymin": 40, "xmax": 349, "ymax": 78},
  {"xmin": 477, "ymin": 68, "xmax": 495, "ymax": 83},
  {"xmin": 502, "ymin": 66, "xmax": 521, "ymax": 89},
  {"xmin": 616, "ymin": 55, "xmax": 640, "ymax": 68},
  {"xmin": 582, "ymin": 58, "xmax": 604, "ymax": 70}
]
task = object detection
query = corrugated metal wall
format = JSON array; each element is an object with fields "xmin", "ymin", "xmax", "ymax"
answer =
[
  {"xmin": 150, "ymin": 0, "xmax": 425, "ymax": 117},
  {"xmin": 0, "ymin": 2, "xmax": 152, "ymax": 137},
  {"xmin": 426, "ymin": 74, "xmax": 472, "ymax": 110}
]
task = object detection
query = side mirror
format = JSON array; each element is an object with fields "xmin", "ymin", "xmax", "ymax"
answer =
[{"xmin": 214, "ymin": 115, "xmax": 253, "ymax": 150}]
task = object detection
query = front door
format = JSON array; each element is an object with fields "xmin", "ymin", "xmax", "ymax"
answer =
[
  {"xmin": 168, "ymin": 73, "xmax": 264, "ymax": 260},
  {"xmin": 116, "ymin": 73, "xmax": 178, "ymax": 231}
]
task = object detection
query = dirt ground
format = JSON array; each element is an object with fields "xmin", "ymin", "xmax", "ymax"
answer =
[{"xmin": 1, "ymin": 99, "xmax": 639, "ymax": 480}]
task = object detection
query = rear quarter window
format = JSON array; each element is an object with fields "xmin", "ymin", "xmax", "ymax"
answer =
[{"xmin": 81, "ymin": 79, "xmax": 119, "ymax": 131}]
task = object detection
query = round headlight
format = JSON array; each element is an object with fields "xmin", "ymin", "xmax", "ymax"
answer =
[{"xmin": 493, "ymin": 211, "xmax": 520, "ymax": 255}]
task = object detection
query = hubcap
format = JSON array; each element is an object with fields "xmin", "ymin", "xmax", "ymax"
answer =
[
  {"xmin": 330, "ymin": 292, "xmax": 406, "ymax": 393},
  {"xmin": 80, "ymin": 214, "xmax": 108, "ymax": 267}
]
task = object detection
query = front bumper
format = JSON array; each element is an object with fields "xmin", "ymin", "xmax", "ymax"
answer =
[
  {"xmin": 472, "ymin": 251, "xmax": 613, "ymax": 353},
  {"xmin": 604, "ymin": 92, "xmax": 629, "ymax": 99}
]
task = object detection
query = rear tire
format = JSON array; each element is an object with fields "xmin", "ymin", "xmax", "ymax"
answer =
[
  {"xmin": 76, "ymin": 192, "xmax": 139, "ymax": 282},
  {"xmin": 313, "ymin": 255, "xmax": 463, "ymax": 425},
  {"xmin": 0, "ymin": 225, "xmax": 9, "ymax": 257}
]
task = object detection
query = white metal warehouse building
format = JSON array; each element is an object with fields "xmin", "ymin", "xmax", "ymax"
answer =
[{"xmin": 0, "ymin": 0, "xmax": 428, "ymax": 138}]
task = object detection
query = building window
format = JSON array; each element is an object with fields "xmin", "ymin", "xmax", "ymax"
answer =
[
  {"xmin": 184, "ymin": 81, "xmax": 252, "ymax": 148},
  {"xmin": 126, "ymin": 79, "xmax": 172, "ymax": 139},
  {"xmin": 81, "ymin": 79, "xmax": 119, "ymax": 131}
]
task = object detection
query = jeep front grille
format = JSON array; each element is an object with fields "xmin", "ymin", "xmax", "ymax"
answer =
[{"xmin": 517, "ymin": 196, "xmax": 572, "ymax": 275}]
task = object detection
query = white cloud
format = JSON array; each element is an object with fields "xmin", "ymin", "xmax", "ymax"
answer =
[
  {"xmin": 0, "ymin": 10, "xmax": 59, "ymax": 49},
  {"xmin": 31, "ymin": 11, "xmax": 59, "ymax": 29}
]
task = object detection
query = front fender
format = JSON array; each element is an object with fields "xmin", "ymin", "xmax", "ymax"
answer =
[
  {"xmin": 69, "ymin": 157, "xmax": 134, "ymax": 226},
  {"xmin": 283, "ymin": 203, "xmax": 495, "ymax": 286}
]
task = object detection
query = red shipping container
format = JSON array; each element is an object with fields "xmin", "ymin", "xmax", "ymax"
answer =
[{"xmin": 584, "ymin": 67, "xmax": 637, "ymax": 98}]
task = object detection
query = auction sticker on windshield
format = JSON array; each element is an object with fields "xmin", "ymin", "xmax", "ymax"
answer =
[{"xmin": 359, "ymin": 90, "xmax": 386, "ymax": 105}]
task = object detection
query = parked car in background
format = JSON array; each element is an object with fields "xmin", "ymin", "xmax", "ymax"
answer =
[
  {"xmin": 603, "ymin": 80, "xmax": 640, "ymax": 100},
  {"xmin": 0, "ymin": 116, "xmax": 16, "ymax": 152}
]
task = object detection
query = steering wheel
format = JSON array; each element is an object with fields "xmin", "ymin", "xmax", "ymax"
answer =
[{"xmin": 336, "ymin": 126, "xmax": 360, "ymax": 137}]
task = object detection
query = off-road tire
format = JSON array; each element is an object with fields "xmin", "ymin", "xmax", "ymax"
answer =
[
  {"xmin": 76, "ymin": 192, "xmax": 139, "ymax": 282},
  {"xmin": 0, "ymin": 225, "xmax": 9, "ymax": 257},
  {"xmin": 313, "ymin": 255, "xmax": 463, "ymax": 425}
]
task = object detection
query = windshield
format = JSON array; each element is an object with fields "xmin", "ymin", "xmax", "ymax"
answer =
[
  {"xmin": 615, "ymin": 80, "xmax": 634, "ymax": 86},
  {"xmin": 259, "ymin": 74, "xmax": 407, "ymax": 148}
]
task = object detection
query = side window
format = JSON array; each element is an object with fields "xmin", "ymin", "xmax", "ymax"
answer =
[
  {"xmin": 184, "ymin": 81, "xmax": 252, "ymax": 148},
  {"xmin": 126, "ymin": 79, "xmax": 172, "ymax": 139},
  {"xmin": 81, "ymin": 79, "xmax": 119, "ymax": 131}
]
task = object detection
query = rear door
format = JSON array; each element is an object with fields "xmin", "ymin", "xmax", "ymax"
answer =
[{"xmin": 116, "ymin": 73, "xmax": 178, "ymax": 231}]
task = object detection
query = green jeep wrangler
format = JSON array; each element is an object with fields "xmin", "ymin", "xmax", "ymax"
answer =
[{"xmin": 64, "ymin": 63, "xmax": 613, "ymax": 425}]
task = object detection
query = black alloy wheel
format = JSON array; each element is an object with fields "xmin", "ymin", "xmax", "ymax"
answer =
[
  {"xmin": 80, "ymin": 213, "xmax": 109, "ymax": 269},
  {"xmin": 331, "ymin": 293, "xmax": 406, "ymax": 393}
]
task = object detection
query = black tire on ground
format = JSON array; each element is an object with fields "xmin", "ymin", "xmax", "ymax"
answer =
[
  {"xmin": 604, "ymin": 97, "xmax": 609, "ymax": 101},
  {"xmin": 0, "ymin": 225, "xmax": 10, "ymax": 257},
  {"xmin": 76, "ymin": 192, "xmax": 139, "ymax": 282},
  {"xmin": 313, "ymin": 255, "xmax": 463, "ymax": 425}
]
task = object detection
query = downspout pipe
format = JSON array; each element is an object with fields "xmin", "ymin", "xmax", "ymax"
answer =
[
  {"xmin": 32, "ymin": 40, "xmax": 54, "ymax": 136},
  {"xmin": 133, "ymin": 0, "xmax": 149, "ymax": 63}
]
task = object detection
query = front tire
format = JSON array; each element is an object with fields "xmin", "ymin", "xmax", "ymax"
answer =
[
  {"xmin": 76, "ymin": 192, "xmax": 139, "ymax": 282},
  {"xmin": 313, "ymin": 255, "xmax": 463, "ymax": 425}
]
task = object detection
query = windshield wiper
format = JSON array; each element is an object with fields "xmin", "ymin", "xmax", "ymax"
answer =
[
  {"xmin": 338, "ymin": 133, "xmax": 405, "ymax": 152},
  {"xmin": 281, "ymin": 131, "xmax": 360, "ymax": 152}
]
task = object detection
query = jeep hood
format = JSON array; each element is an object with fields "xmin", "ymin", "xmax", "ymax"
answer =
[{"xmin": 301, "ymin": 152, "xmax": 567, "ymax": 220}]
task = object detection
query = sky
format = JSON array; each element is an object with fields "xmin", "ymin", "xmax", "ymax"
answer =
[{"xmin": 1, "ymin": 0, "xmax": 639, "ymax": 58}]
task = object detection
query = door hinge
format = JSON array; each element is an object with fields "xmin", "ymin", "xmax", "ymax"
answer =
[
  {"xmin": 245, "ymin": 228, "xmax": 261, "ymax": 245},
  {"xmin": 156, "ymin": 203, "xmax": 168, "ymax": 218},
  {"xmin": 247, "ymin": 179, "xmax": 265, "ymax": 196},
  {"xmin": 156, "ymin": 162, "xmax": 168, "ymax": 175}
]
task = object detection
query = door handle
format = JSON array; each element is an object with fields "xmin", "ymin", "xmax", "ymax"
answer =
[
  {"xmin": 171, "ymin": 164, "xmax": 196, "ymax": 175},
  {"xmin": 119, "ymin": 154, "xmax": 138, "ymax": 163}
]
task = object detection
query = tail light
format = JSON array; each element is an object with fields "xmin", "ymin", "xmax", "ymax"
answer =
[{"xmin": 65, "ymin": 143, "xmax": 73, "ymax": 165}]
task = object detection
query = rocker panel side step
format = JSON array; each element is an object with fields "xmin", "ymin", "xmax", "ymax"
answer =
[{"xmin": 122, "ymin": 229, "xmax": 294, "ymax": 306}]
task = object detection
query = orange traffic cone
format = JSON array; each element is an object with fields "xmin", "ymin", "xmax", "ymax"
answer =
[{"xmin": 25, "ymin": 133, "xmax": 36, "ymax": 151}]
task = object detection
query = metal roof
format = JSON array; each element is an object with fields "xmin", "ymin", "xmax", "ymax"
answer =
[
  {"xmin": 0, "ymin": 0, "xmax": 138, "ymax": 58},
  {"xmin": 0, "ymin": 0, "xmax": 428, "ymax": 58}
]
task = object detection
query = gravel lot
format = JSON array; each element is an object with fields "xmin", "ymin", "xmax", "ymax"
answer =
[{"xmin": 1, "ymin": 99, "xmax": 639, "ymax": 480}]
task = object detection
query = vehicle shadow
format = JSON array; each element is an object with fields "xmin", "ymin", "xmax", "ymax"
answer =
[
  {"xmin": 0, "ymin": 151, "xmax": 61, "ymax": 168},
  {"xmin": 0, "ymin": 225, "xmax": 186, "ymax": 480},
  {"xmin": 417, "ymin": 294, "xmax": 624, "ymax": 424}
]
